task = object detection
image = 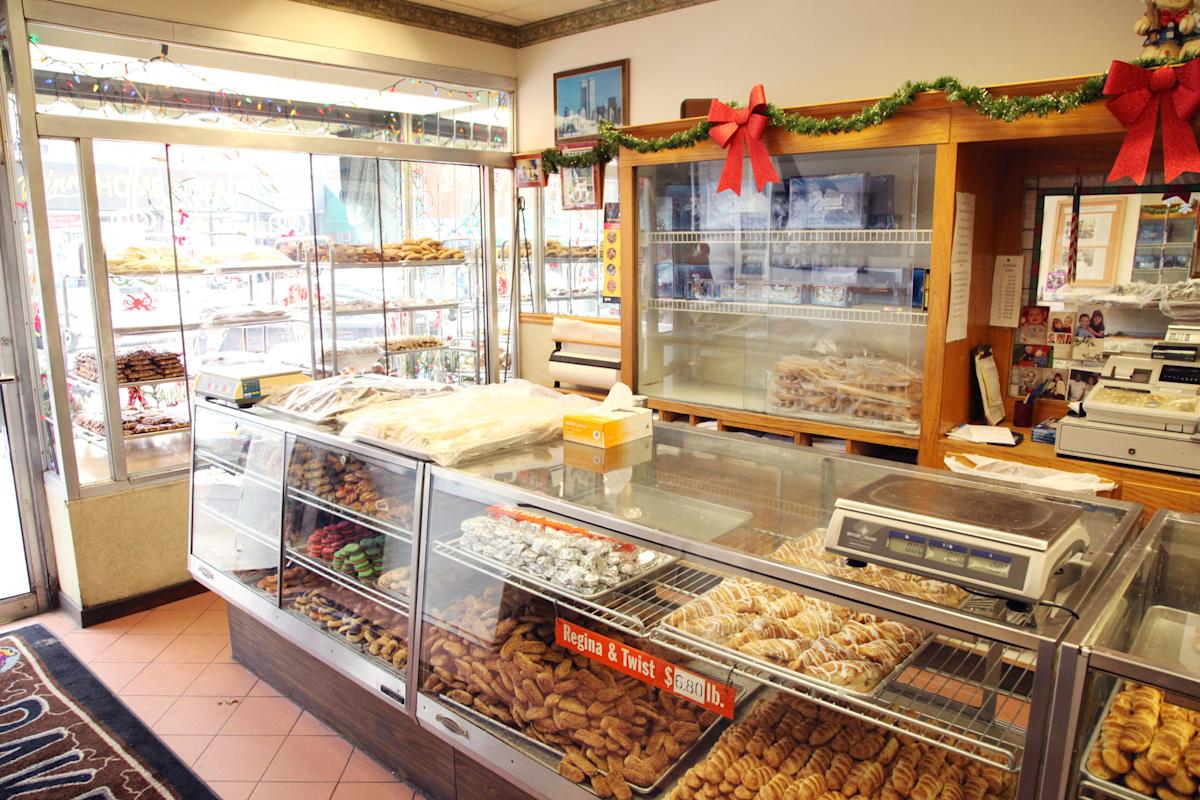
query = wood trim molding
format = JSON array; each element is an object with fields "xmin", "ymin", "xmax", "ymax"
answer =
[
  {"xmin": 519, "ymin": 312, "xmax": 620, "ymax": 325},
  {"xmin": 65, "ymin": 579, "xmax": 209, "ymax": 628},
  {"xmin": 292, "ymin": 0, "xmax": 719, "ymax": 48}
]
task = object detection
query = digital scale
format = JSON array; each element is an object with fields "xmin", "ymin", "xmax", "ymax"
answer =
[
  {"xmin": 194, "ymin": 362, "xmax": 309, "ymax": 407},
  {"xmin": 825, "ymin": 474, "xmax": 1090, "ymax": 605},
  {"xmin": 1057, "ymin": 324, "xmax": 1200, "ymax": 476}
]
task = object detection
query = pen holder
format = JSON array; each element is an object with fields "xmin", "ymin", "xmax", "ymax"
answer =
[{"xmin": 1012, "ymin": 399, "xmax": 1034, "ymax": 428}]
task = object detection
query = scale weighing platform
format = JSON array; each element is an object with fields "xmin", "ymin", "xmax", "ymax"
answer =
[
  {"xmin": 825, "ymin": 474, "xmax": 1089, "ymax": 604},
  {"xmin": 194, "ymin": 362, "xmax": 309, "ymax": 407}
]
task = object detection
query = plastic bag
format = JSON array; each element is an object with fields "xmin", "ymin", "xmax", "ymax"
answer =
[
  {"xmin": 341, "ymin": 379, "xmax": 596, "ymax": 466},
  {"xmin": 258, "ymin": 374, "xmax": 451, "ymax": 425},
  {"xmin": 268, "ymin": 340, "xmax": 383, "ymax": 372},
  {"xmin": 943, "ymin": 454, "xmax": 1116, "ymax": 494}
]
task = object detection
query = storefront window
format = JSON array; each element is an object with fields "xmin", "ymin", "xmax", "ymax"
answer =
[
  {"xmin": 28, "ymin": 24, "xmax": 512, "ymax": 151},
  {"xmin": 539, "ymin": 160, "xmax": 620, "ymax": 319}
]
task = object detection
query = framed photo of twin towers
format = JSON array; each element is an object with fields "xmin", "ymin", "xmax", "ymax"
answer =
[{"xmin": 554, "ymin": 59, "xmax": 629, "ymax": 144}]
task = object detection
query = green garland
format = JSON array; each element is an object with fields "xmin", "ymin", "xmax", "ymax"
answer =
[{"xmin": 539, "ymin": 54, "xmax": 1197, "ymax": 173}]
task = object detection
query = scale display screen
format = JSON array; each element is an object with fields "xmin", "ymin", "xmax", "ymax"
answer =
[
  {"xmin": 967, "ymin": 549, "xmax": 1013, "ymax": 578},
  {"xmin": 886, "ymin": 532, "xmax": 926, "ymax": 558},
  {"xmin": 926, "ymin": 539, "xmax": 968, "ymax": 568}
]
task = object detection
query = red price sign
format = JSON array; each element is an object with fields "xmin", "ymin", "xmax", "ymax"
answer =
[{"xmin": 555, "ymin": 618, "xmax": 735, "ymax": 719}]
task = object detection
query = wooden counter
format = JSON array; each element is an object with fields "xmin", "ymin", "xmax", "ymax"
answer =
[{"xmin": 937, "ymin": 427, "xmax": 1200, "ymax": 523}]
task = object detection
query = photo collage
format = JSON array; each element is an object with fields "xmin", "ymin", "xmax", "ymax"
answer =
[{"xmin": 1009, "ymin": 303, "xmax": 1106, "ymax": 401}]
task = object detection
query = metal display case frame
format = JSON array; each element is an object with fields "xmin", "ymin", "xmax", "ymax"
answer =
[{"xmin": 1045, "ymin": 509, "xmax": 1200, "ymax": 800}]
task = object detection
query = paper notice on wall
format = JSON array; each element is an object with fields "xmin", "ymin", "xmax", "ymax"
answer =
[
  {"xmin": 989, "ymin": 255, "xmax": 1024, "ymax": 328},
  {"xmin": 946, "ymin": 192, "xmax": 976, "ymax": 343}
]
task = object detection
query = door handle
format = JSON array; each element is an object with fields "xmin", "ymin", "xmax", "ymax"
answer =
[{"xmin": 435, "ymin": 714, "xmax": 467, "ymax": 738}]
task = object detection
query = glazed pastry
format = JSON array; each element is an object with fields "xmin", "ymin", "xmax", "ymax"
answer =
[{"xmin": 1148, "ymin": 718, "xmax": 1195, "ymax": 776}]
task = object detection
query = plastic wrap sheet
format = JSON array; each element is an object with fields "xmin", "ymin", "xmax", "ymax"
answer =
[
  {"xmin": 768, "ymin": 349, "xmax": 923, "ymax": 426},
  {"xmin": 258, "ymin": 374, "xmax": 452, "ymax": 425},
  {"xmin": 341, "ymin": 379, "xmax": 596, "ymax": 466},
  {"xmin": 268, "ymin": 340, "xmax": 383, "ymax": 372}
]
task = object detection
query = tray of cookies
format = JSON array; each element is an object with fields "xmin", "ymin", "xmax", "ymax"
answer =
[
  {"xmin": 421, "ymin": 590, "xmax": 754, "ymax": 799},
  {"xmin": 667, "ymin": 691, "xmax": 1014, "ymax": 800},
  {"xmin": 446, "ymin": 505, "xmax": 677, "ymax": 602},
  {"xmin": 1080, "ymin": 680, "xmax": 1200, "ymax": 800},
  {"xmin": 658, "ymin": 575, "xmax": 927, "ymax": 699},
  {"xmin": 287, "ymin": 577, "xmax": 409, "ymax": 676}
]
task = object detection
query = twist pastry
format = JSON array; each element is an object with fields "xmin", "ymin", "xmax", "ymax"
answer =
[{"xmin": 1149, "ymin": 718, "xmax": 1195, "ymax": 776}]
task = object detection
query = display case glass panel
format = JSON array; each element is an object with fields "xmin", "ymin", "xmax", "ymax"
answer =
[
  {"xmin": 637, "ymin": 147, "xmax": 934, "ymax": 434},
  {"xmin": 541, "ymin": 160, "xmax": 620, "ymax": 319},
  {"xmin": 191, "ymin": 404, "xmax": 283, "ymax": 601},
  {"xmin": 40, "ymin": 138, "xmax": 111, "ymax": 483},
  {"xmin": 92, "ymin": 139, "xmax": 192, "ymax": 478}
]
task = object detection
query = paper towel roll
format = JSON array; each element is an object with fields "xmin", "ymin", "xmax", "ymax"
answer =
[{"xmin": 548, "ymin": 359, "xmax": 619, "ymax": 390}]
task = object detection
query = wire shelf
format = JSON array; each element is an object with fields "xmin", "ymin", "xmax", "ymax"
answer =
[
  {"xmin": 645, "ymin": 229, "xmax": 933, "ymax": 245},
  {"xmin": 651, "ymin": 630, "xmax": 1030, "ymax": 772},
  {"xmin": 286, "ymin": 487, "xmax": 413, "ymax": 543},
  {"xmin": 644, "ymin": 297, "xmax": 928, "ymax": 325},
  {"xmin": 284, "ymin": 547, "xmax": 410, "ymax": 614},
  {"xmin": 432, "ymin": 539, "xmax": 721, "ymax": 637}
]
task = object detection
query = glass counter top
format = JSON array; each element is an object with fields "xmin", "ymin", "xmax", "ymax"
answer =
[{"xmin": 454, "ymin": 422, "xmax": 1141, "ymax": 640}]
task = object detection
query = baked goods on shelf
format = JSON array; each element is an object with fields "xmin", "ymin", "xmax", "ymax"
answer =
[
  {"xmin": 663, "ymin": 575, "xmax": 923, "ymax": 693},
  {"xmin": 376, "ymin": 566, "xmax": 411, "ymax": 593},
  {"xmin": 291, "ymin": 584, "xmax": 408, "ymax": 672},
  {"xmin": 423, "ymin": 588, "xmax": 718, "ymax": 797},
  {"xmin": 74, "ymin": 409, "xmax": 190, "ymax": 437},
  {"xmin": 458, "ymin": 505, "xmax": 674, "ymax": 597},
  {"xmin": 773, "ymin": 530, "xmax": 969, "ymax": 607},
  {"xmin": 1086, "ymin": 682, "xmax": 1200, "ymax": 798},
  {"xmin": 327, "ymin": 239, "xmax": 466, "ymax": 263},
  {"xmin": 769, "ymin": 352, "xmax": 923, "ymax": 429},
  {"xmin": 545, "ymin": 240, "xmax": 598, "ymax": 259},
  {"xmin": 107, "ymin": 245, "xmax": 203, "ymax": 274},
  {"xmin": 667, "ymin": 693, "xmax": 1014, "ymax": 800},
  {"xmin": 256, "ymin": 566, "xmax": 320, "ymax": 598},
  {"xmin": 201, "ymin": 304, "xmax": 293, "ymax": 326},
  {"xmin": 360, "ymin": 334, "xmax": 447, "ymax": 353},
  {"xmin": 72, "ymin": 350, "xmax": 187, "ymax": 384},
  {"xmin": 287, "ymin": 439, "xmax": 415, "ymax": 525}
]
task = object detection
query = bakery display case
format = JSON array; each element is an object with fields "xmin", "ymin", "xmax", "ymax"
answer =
[
  {"xmin": 632, "ymin": 146, "xmax": 934, "ymax": 439},
  {"xmin": 189, "ymin": 398, "xmax": 423, "ymax": 707},
  {"xmin": 412, "ymin": 422, "xmax": 1141, "ymax": 800},
  {"xmin": 539, "ymin": 164, "xmax": 621, "ymax": 320},
  {"xmin": 307, "ymin": 154, "xmax": 485, "ymax": 383},
  {"xmin": 1047, "ymin": 510, "xmax": 1200, "ymax": 800}
]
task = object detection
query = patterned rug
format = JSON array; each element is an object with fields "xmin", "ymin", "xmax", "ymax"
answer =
[{"xmin": 0, "ymin": 624, "xmax": 218, "ymax": 799}]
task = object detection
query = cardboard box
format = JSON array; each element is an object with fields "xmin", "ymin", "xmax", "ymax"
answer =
[{"xmin": 563, "ymin": 407, "xmax": 652, "ymax": 448}]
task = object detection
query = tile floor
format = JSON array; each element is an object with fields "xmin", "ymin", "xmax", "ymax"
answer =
[{"xmin": 0, "ymin": 592, "xmax": 427, "ymax": 800}]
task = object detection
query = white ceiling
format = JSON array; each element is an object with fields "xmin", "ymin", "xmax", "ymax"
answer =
[{"xmin": 417, "ymin": 0, "xmax": 609, "ymax": 25}]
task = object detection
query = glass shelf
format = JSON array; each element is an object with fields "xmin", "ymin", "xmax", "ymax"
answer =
[
  {"xmin": 646, "ymin": 228, "xmax": 934, "ymax": 245},
  {"xmin": 644, "ymin": 297, "xmax": 928, "ymax": 325}
]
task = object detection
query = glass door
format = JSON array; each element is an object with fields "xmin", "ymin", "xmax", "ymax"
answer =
[{"xmin": 0, "ymin": 159, "xmax": 52, "ymax": 620}]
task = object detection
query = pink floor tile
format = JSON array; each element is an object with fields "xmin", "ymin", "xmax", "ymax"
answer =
[
  {"xmin": 213, "ymin": 643, "xmax": 236, "ymax": 663},
  {"xmin": 126, "ymin": 608, "xmax": 206, "ymax": 636},
  {"xmin": 160, "ymin": 734, "xmax": 213, "ymax": 766},
  {"xmin": 290, "ymin": 711, "xmax": 336, "ymax": 737},
  {"xmin": 160, "ymin": 593, "xmax": 220, "ymax": 613},
  {"xmin": 121, "ymin": 662, "xmax": 207, "ymax": 696},
  {"xmin": 220, "ymin": 696, "xmax": 302, "ymax": 736},
  {"xmin": 183, "ymin": 608, "xmax": 231, "ymax": 636},
  {"xmin": 153, "ymin": 696, "xmax": 240, "ymax": 736},
  {"xmin": 207, "ymin": 782, "xmax": 256, "ymax": 800},
  {"xmin": 194, "ymin": 734, "xmax": 285, "ymax": 782},
  {"xmin": 119, "ymin": 694, "xmax": 177, "ymax": 727},
  {"xmin": 185, "ymin": 662, "xmax": 258, "ymax": 697},
  {"xmin": 248, "ymin": 679, "xmax": 281, "ymax": 697},
  {"xmin": 30, "ymin": 611, "xmax": 80, "ymax": 636},
  {"xmin": 89, "ymin": 661, "xmax": 149, "ymax": 693},
  {"xmin": 340, "ymin": 748, "xmax": 397, "ymax": 783},
  {"xmin": 250, "ymin": 782, "xmax": 336, "ymax": 800},
  {"xmin": 60, "ymin": 631, "xmax": 123, "ymax": 662},
  {"xmin": 92, "ymin": 633, "xmax": 176, "ymax": 663},
  {"xmin": 85, "ymin": 611, "xmax": 150, "ymax": 633},
  {"xmin": 153, "ymin": 634, "xmax": 229, "ymax": 664},
  {"xmin": 330, "ymin": 783, "xmax": 416, "ymax": 800},
  {"xmin": 262, "ymin": 734, "xmax": 353, "ymax": 782}
]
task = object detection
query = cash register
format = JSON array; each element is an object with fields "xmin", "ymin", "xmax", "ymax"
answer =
[{"xmin": 1056, "ymin": 324, "xmax": 1200, "ymax": 475}]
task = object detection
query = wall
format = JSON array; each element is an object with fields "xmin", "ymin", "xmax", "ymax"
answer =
[
  {"xmin": 516, "ymin": 0, "xmax": 1136, "ymax": 150},
  {"xmin": 49, "ymin": 0, "xmax": 517, "ymax": 78}
]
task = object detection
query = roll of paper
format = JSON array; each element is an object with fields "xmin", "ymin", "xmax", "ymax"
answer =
[{"xmin": 548, "ymin": 360, "xmax": 619, "ymax": 390}]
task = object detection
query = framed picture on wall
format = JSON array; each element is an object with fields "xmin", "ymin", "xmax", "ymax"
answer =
[
  {"xmin": 560, "ymin": 144, "xmax": 604, "ymax": 210},
  {"xmin": 554, "ymin": 59, "xmax": 629, "ymax": 143},
  {"xmin": 514, "ymin": 155, "xmax": 547, "ymax": 188},
  {"xmin": 1049, "ymin": 196, "xmax": 1127, "ymax": 287}
]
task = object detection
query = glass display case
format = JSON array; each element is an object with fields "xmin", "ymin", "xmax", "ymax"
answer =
[
  {"xmin": 189, "ymin": 399, "xmax": 422, "ymax": 707},
  {"xmin": 539, "ymin": 164, "xmax": 620, "ymax": 320},
  {"xmin": 635, "ymin": 147, "xmax": 934, "ymax": 436},
  {"xmin": 412, "ymin": 422, "xmax": 1140, "ymax": 800},
  {"xmin": 1049, "ymin": 510, "xmax": 1200, "ymax": 800}
]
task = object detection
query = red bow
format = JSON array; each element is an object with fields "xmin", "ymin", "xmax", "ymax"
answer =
[
  {"xmin": 1105, "ymin": 60, "xmax": 1200, "ymax": 183},
  {"xmin": 1159, "ymin": 8, "xmax": 1190, "ymax": 26},
  {"xmin": 707, "ymin": 85, "xmax": 780, "ymax": 195}
]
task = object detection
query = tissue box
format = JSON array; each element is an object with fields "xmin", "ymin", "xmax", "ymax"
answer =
[{"xmin": 563, "ymin": 407, "xmax": 652, "ymax": 448}]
